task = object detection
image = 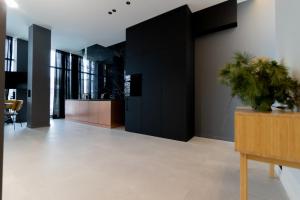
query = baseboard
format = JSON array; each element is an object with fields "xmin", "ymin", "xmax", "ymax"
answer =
[{"xmin": 277, "ymin": 167, "xmax": 300, "ymax": 200}]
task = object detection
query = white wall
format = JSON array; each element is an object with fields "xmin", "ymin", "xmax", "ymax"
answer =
[
  {"xmin": 195, "ymin": 0, "xmax": 277, "ymax": 140},
  {"xmin": 195, "ymin": 0, "xmax": 299, "ymax": 198},
  {"xmin": 276, "ymin": 0, "xmax": 300, "ymax": 79},
  {"xmin": 276, "ymin": 0, "xmax": 300, "ymax": 199}
]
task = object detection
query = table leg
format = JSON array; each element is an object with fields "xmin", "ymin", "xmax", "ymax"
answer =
[
  {"xmin": 269, "ymin": 164, "xmax": 275, "ymax": 178},
  {"xmin": 240, "ymin": 153, "xmax": 248, "ymax": 200}
]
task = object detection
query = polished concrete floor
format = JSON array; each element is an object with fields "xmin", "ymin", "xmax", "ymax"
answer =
[{"xmin": 3, "ymin": 120, "xmax": 288, "ymax": 200}]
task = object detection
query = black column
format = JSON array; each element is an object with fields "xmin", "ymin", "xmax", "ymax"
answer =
[{"xmin": 27, "ymin": 24, "xmax": 51, "ymax": 128}]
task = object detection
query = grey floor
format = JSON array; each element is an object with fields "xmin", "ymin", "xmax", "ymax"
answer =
[{"xmin": 3, "ymin": 120, "xmax": 288, "ymax": 200}]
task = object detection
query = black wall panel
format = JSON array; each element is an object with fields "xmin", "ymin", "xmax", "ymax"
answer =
[
  {"xmin": 125, "ymin": 1, "xmax": 237, "ymax": 141},
  {"xmin": 141, "ymin": 63, "xmax": 161, "ymax": 136},
  {"xmin": 192, "ymin": 0, "xmax": 237, "ymax": 37},
  {"xmin": 125, "ymin": 97, "xmax": 142, "ymax": 133},
  {"xmin": 125, "ymin": 5, "xmax": 194, "ymax": 141},
  {"xmin": 71, "ymin": 55, "xmax": 79, "ymax": 99}
]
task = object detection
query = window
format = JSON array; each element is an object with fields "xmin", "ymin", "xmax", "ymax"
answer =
[
  {"xmin": 50, "ymin": 50, "xmax": 72, "ymax": 117},
  {"xmin": 5, "ymin": 36, "xmax": 17, "ymax": 72},
  {"xmin": 80, "ymin": 58, "xmax": 96, "ymax": 99},
  {"xmin": 5, "ymin": 36, "xmax": 17, "ymax": 100},
  {"xmin": 82, "ymin": 58, "xmax": 89, "ymax": 95},
  {"xmin": 90, "ymin": 61, "xmax": 96, "ymax": 99},
  {"xmin": 65, "ymin": 54, "xmax": 72, "ymax": 99},
  {"xmin": 49, "ymin": 49, "xmax": 97, "ymax": 117}
]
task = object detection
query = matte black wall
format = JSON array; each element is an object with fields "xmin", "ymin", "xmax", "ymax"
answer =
[
  {"xmin": 27, "ymin": 24, "xmax": 51, "ymax": 128},
  {"xmin": 84, "ymin": 43, "xmax": 125, "ymax": 100},
  {"xmin": 70, "ymin": 54, "xmax": 79, "ymax": 99},
  {"xmin": 16, "ymin": 39, "xmax": 28, "ymax": 122},
  {"xmin": 125, "ymin": 5, "xmax": 194, "ymax": 141},
  {"xmin": 192, "ymin": 0, "xmax": 237, "ymax": 37}
]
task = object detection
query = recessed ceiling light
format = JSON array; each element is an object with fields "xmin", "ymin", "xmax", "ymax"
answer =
[{"xmin": 5, "ymin": 0, "xmax": 19, "ymax": 9}]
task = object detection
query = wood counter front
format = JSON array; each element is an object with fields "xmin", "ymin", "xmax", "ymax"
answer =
[{"xmin": 65, "ymin": 100, "xmax": 123, "ymax": 128}]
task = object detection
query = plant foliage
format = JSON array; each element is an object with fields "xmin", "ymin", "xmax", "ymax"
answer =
[{"xmin": 219, "ymin": 52, "xmax": 300, "ymax": 112}]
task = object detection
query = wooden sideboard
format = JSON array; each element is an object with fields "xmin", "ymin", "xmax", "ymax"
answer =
[
  {"xmin": 235, "ymin": 108, "xmax": 300, "ymax": 200},
  {"xmin": 65, "ymin": 100, "xmax": 124, "ymax": 128}
]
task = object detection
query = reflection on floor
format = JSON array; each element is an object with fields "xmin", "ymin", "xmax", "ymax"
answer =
[{"xmin": 3, "ymin": 120, "xmax": 288, "ymax": 200}]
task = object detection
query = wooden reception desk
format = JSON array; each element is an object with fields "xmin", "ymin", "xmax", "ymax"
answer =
[{"xmin": 65, "ymin": 100, "xmax": 124, "ymax": 128}]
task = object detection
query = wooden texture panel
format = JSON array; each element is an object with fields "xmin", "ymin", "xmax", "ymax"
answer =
[
  {"xmin": 65, "ymin": 100, "xmax": 123, "ymax": 128},
  {"xmin": 235, "ymin": 108, "xmax": 300, "ymax": 165},
  {"xmin": 235, "ymin": 108, "xmax": 300, "ymax": 200},
  {"xmin": 97, "ymin": 101, "xmax": 111, "ymax": 127},
  {"xmin": 240, "ymin": 154, "xmax": 248, "ymax": 200},
  {"xmin": 269, "ymin": 164, "xmax": 275, "ymax": 178}
]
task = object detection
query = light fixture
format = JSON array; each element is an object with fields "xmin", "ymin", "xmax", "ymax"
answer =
[
  {"xmin": 108, "ymin": 1, "xmax": 131, "ymax": 15},
  {"xmin": 5, "ymin": 0, "xmax": 19, "ymax": 9}
]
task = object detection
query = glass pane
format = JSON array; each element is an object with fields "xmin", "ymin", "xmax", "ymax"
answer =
[
  {"xmin": 8, "ymin": 89, "xmax": 16, "ymax": 100},
  {"xmin": 11, "ymin": 38, "xmax": 17, "ymax": 72},
  {"xmin": 50, "ymin": 50, "xmax": 56, "ymax": 66},
  {"xmin": 50, "ymin": 67, "xmax": 55, "ymax": 116}
]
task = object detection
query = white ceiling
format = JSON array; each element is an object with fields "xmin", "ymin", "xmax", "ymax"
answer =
[{"xmin": 6, "ymin": 0, "xmax": 244, "ymax": 53}]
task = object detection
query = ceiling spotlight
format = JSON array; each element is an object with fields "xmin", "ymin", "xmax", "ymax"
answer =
[
  {"xmin": 108, "ymin": 11, "xmax": 113, "ymax": 15},
  {"xmin": 112, "ymin": 9, "xmax": 117, "ymax": 12},
  {"xmin": 126, "ymin": 1, "xmax": 131, "ymax": 5},
  {"xmin": 5, "ymin": 0, "xmax": 19, "ymax": 9}
]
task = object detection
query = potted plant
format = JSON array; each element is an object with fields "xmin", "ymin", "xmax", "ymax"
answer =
[{"xmin": 219, "ymin": 53, "xmax": 300, "ymax": 112}]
